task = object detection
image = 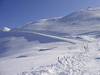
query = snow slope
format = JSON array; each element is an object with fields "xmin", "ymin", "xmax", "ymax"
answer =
[
  {"xmin": 0, "ymin": 36, "xmax": 100, "ymax": 75},
  {"xmin": 0, "ymin": 7, "xmax": 100, "ymax": 75},
  {"xmin": 18, "ymin": 40, "xmax": 100, "ymax": 75},
  {"xmin": 13, "ymin": 7, "xmax": 100, "ymax": 35}
]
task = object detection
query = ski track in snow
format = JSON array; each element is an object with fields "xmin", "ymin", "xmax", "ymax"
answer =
[{"xmin": 18, "ymin": 39, "xmax": 100, "ymax": 75}]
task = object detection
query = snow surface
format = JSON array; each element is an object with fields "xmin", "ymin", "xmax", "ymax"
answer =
[
  {"xmin": 3, "ymin": 27, "xmax": 11, "ymax": 32},
  {"xmin": 13, "ymin": 7, "xmax": 100, "ymax": 35},
  {"xmin": 0, "ymin": 7, "xmax": 100, "ymax": 75}
]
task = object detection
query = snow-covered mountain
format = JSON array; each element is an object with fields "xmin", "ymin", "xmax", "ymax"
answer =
[
  {"xmin": 13, "ymin": 7, "xmax": 100, "ymax": 36},
  {"xmin": 3, "ymin": 27, "xmax": 11, "ymax": 32},
  {"xmin": 0, "ymin": 7, "xmax": 100, "ymax": 75}
]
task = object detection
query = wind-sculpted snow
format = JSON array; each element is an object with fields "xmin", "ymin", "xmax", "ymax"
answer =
[
  {"xmin": 0, "ymin": 37, "xmax": 40, "ymax": 57},
  {"xmin": 18, "ymin": 40, "xmax": 100, "ymax": 75},
  {"xmin": 0, "ymin": 31, "xmax": 65, "ymax": 43}
]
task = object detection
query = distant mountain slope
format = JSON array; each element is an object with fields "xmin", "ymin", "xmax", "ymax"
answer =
[{"xmin": 13, "ymin": 7, "xmax": 100, "ymax": 35}]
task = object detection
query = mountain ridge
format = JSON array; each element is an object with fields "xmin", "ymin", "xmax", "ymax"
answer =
[{"xmin": 11, "ymin": 7, "xmax": 100, "ymax": 36}]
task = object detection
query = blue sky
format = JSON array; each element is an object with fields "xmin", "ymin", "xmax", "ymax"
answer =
[{"xmin": 0, "ymin": 0, "xmax": 100, "ymax": 29}]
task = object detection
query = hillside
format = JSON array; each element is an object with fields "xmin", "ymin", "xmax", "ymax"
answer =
[
  {"xmin": 13, "ymin": 7, "xmax": 100, "ymax": 36},
  {"xmin": 0, "ymin": 7, "xmax": 100, "ymax": 75}
]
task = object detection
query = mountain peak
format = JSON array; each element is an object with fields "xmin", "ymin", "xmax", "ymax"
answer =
[
  {"xmin": 3, "ymin": 27, "xmax": 11, "ymax": 32},
  {"xmin": 13, "ymin": 7, "xmax": 100, "ymax": 35}
]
